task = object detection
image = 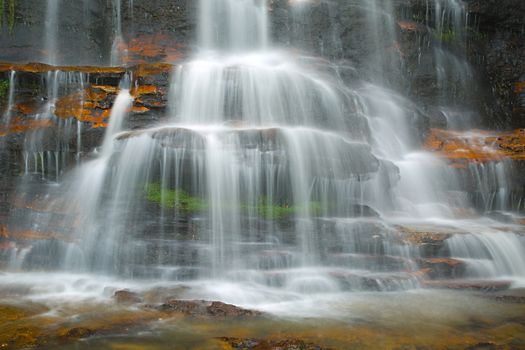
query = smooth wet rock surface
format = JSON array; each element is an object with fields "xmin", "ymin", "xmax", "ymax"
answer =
[{"xmin": 155, "ymin": 299, "xmax": 263, "ymax": 318}]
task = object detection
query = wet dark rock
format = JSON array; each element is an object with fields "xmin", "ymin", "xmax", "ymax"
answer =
[
  {"xmin": 113, "ymin": 290, "xmax": 143, "ymax": 304},
  {"xmin": 329, "ymin": 270, "xmax": 419, "ymax": 292},
  {"xmin": 218, "ymin": 337, "xmax": 331, "ymax": 350},
  {"xmin": 417, "ymin": 258, "xmax": 466, "ymax": 279},
  {"xmin": 328, "ymin": 254, "xmax": 412, "ymax": 272},
  {"xmin": 396, "ymin": 225, "xmax": 455, "ymax": 257},
  {"xmin": 61, "ymin": 327, "xmax": 95, "ymax": 340},
  {"xmin": 142, "ymin": 286, "xmax": 190, "ymax": 303},
  {"xmin": 347, "ymin": 205, "xmax": 380, "ymax": 218},
  {"xmin": 465, "ymin": 342, "xmax": 498, "ymax": 350},
  {"xmin": 485, "ymin": 211, "xmax": 515, "ymax": 223},
  {"xmin": 422, "ymin": 279, "xmax": 512, "ymax": 292},
  {"xmin": 475, "ymin": 288, "xmax": 525, "ymax": 304},
  {"xmin": 155, "ymin": 299, "xmax": 262, "ymax": 318}
]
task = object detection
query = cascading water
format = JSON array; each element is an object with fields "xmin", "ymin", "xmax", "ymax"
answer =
[
  {"xmin": 0, "ymin": 70, "xmax": 16, "ymax": 133},
  {"xmin": 2, "ymin": 0, "xmax": 524, "ymax": 323},
  {"xmin": 44, "ymin": 0, "xmax": 59, "ymax": 65},
  {"xmin": 110, "ymin": 0, "xmax": 126, "ymax": 66}
]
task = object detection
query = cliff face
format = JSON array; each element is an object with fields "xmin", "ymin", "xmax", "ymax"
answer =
[
  {"xmin": 0, "ymin": 0, "xmax": 523, "ymax": 221},
  {"xmin": 467, "ymin": 0, "xmax": 525, "ymax": 129},
  {"xmin": 0, "ymin": 1, "xmax": 522, "ymax": 130}
]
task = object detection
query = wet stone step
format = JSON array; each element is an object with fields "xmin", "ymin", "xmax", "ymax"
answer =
[
  {"xmin": 416, "ymin": 258, "xmax": 467, "ymax": 279},
  {"xmin": 121, "ymin": 241, "xmax": 209, "ymax": 267},
  {"xmin": 475, "ymin": 288, "xmax": 525, "ymax": 304},
  {"xmin": 326, "ymin": 253, "xmax": 415, "ymax": 272},
  {"xmin": 421, "ymin": 279, "xmax": 512, "ymax": 292},
  {"xmin": 248, "ymin": 249, "xmax": 298, "ymax": 270},
  {"xmin": 329, "ymin": 270, "xmax": 420, "ymax": 291},
  {"xmin": 122, "ymin": 265, "xmax": 206, "ymax": 281}
]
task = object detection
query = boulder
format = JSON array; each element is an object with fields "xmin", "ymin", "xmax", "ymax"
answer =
[
  {"xmin": 155, "ymin": 299, "xmax": 262, "ymax": 318},
  {"xmin": 113, "ymin": 290, "xmax": 143, "ymax": 304},
  {"xmin": 417, "ymin": 258, "xmax": 466, "ymax": 279},
  {"xmin": 218, "ymin": 337, "xmax": 331, "ymax": 350}
]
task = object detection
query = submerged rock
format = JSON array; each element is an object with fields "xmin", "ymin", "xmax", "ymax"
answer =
[
  {"xmin": 475, "ymin": 288, "xmax": 525, "ymax": 304},
  {"xmin": 155, "ymin": 299, "xmax": 262, "ymax": 318},
  {"xmin": 421, "ymin": 279, "xmax": 512, "ymax": 292},
  {"xmin": 218, "ymin": 337, "xmax": 331, "ymax": 350},
  {"xmin": 113, "ymin": 290, "xmax": 143, "ymax": 304}
]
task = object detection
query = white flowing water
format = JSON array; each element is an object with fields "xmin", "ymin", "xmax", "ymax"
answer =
[
  {"xmin": 198, "ymin": 0, "xmax": 269, "ymax": 51},
  {"xmin": 1, "ymin": 70, "xmax": 16, "ymax": 130},
  {"xmin": 3, "ymin": 0, "xmax": 524, "ymax": 317},
  {"xmin": 44, "ymin": 0, "xmax": 60, "ymax": 65},
  {"xmin": 110, "ymin": 0, "xmax": 127, "ymax": 66}
]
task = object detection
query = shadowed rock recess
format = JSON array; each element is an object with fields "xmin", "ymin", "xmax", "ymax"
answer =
[{"xmin": 0, "ymin": 0, "xmax": 524, "ymax": 349}]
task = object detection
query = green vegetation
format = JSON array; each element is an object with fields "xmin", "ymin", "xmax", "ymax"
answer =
[
  {"xmin": 0, "ymin": 79, "xmax": 9, "ymax": 100},
  {"xmin": 145, "ymin": 183, "xmax": 208, "ymax": 212},
  {"xmin": 8, "ymin": 0, "xmax": 14, "ymax": 32},
  {"xmin": 144, "ymin": 183, "xmax": 326, "ymax": 219},
  {"xmin": 434, "ymin": 29, "xmax": 458, "ymax": 44},
  {"xmin": 0, "ymin": 0, "xmax": 15, "ymax": 32},
  {"xmin": 0, "ymin": 0, "xmax": 4, "ymax": 30},
  {"xmin": 411, "ymin": 13, "xmax": 425, "ymax": 22}
]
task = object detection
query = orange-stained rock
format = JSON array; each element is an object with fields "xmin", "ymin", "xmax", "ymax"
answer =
[
  {"xmin": 54, "ymin": 89, "xmax": 111, "ymax": 127},
  {"xmin": 0, "ymin": 62, "xmax": 125, "ymax": 74},
  {"xmin": 0, "ymin": 62, "xmax": 174, "ymax": 135},
  {"xmin": 91, "ymin": 85, "xmax": 119, "ymax": 94},
  {"xmin": 53, "ymin": 83, "xmax": 157, "ymax": 128},
  {"xmin": 0, "ymin": 117, "xmax": 54, "ymax": 136},
  {"xmin": 131, "ymin": 106, "xmax": 150, "ymax": 114},
  {"xmin": 0, "ymin": 227, "xmax": 71, "ymax": 242},
  {"xmin": 123, "ymin": 33, "xmax": 185, "ymax": 64},
  {"xmin": 425, "ymin": 128, "xmax": 525, "ymax": 167},
  {"xmin": 516, "ymin": 80, "xmax": 525, "ymax": 93},
  {"xmin": 0, "ymin": 226, "xmax": 8, "ymax": 239},
  {"xmin": 133, "ymin": 63, "xmax": 173, "ymax": 78},
  {"xmin": 418, "ymin": 258, "xmax": 466, "ymax": 279},
  {"xmin": 113, "ymin": 290, "xmax": 143, "ymax": 304},
  {"xmin": 14, "ymin": 102, "xmax": 40, "ymax": 115},
  {"xmin": 397, "ymin": 20, "xmax": 426, "ymax": 33},
  {"xmin": 396, "ymin": 226, "xmax": 455, "ymax": 245},
  {"xmin": 131, "ymin": 85, "xmax": 159, "ymax": 95},
  {"xmin": 0, "ymin": 61, "xmax": 173, "ymax": 76}
]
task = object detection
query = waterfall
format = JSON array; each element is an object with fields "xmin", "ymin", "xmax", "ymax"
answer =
[
  {"xmin": 44, "ymin": 0, "xmax": 60, "ymax": 65},
  {"xmin": 2, "ymin": 0, "xmax": 523, "ymax": 317},
  {"xmin": 1, "ymin": 70, "xmax": 16, "ymax": 129},
  {"xmin": 198, "ymin": 0, "xmax": 269, "ymax": 51}
]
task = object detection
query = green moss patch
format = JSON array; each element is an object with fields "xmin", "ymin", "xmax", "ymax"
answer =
[
  {"xmin": 144, "ymin": 183, "xmax": 325, "ymax": 219},
  {"xmin": 144, "ymin": 183, "xmax": 208, "ymax": 212},
  {"xmin": 0, "ymin": 79, "xmax": 9, "ymax": 100}
]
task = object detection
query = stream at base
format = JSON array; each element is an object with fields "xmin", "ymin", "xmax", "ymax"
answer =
[{"xmin": 0, "ymin": 270, "xmax": 524, "ymax": 349}]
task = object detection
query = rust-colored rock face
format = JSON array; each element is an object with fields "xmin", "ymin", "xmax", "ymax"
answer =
[
  {"xmin": 0, "ymin": 63, "xmax": 127, "ymax": 75},
  {"xmin": 0, "ymin": 118, "xmax": 54, "ymax": 136},
  {"xmin": 0, "ymin": 62, "xmax": 172, "ymax": 136},
  {"xmin": 424, "ymin": 128, "xmax": 525, "ymax": 167},
  {"xmin": 123, "ymin": 33, "xmax": 185, "ymax": 64},
  {"xmin": 155, "ymin": 299, "xmax": 263, "ymax": 318},
  {"xmin": 113, "ymin": 290, "xmax": 143, "ymax": 304}
]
